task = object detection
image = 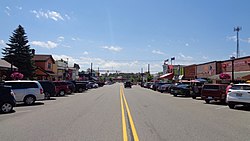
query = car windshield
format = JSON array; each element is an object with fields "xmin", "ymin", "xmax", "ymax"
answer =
[
  {"xmin": 203, "ymin": 85, "xmax": 219, "ymax": 90},
  {"xmin": 231, "ymin": 85, "xmax": 250, "ymax": 90}
]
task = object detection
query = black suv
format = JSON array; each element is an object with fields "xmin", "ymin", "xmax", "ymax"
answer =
[
  {"xmin": 0, "ymin": 85, "xmax": 16, "ymax": 113},
  {"xmin": 38, "ymin": 80, "xmax": 56, "ymax": 99},
  {"xmin": 124, "ymin": 82, "xmax": 132, "ymax": 88}
]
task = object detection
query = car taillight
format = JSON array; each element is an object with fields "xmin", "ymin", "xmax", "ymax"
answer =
[{"xmin": 40, "ymin": 88, "xmax": 43, "ymax": 94}]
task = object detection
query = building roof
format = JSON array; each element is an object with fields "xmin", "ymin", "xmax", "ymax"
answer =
[
  {"xmin": 0, "ymin": 59, "xmax": 17, "ymax": 69},
  {"xmin": 32, "ymin": 55, "xmax": 55, "ymax": 63}
]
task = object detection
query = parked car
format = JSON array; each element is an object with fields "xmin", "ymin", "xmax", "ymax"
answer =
[
  {"xmin": 89, "ymin": 82, "xmax": 99, "ymax": 88},
  {"xmin": 227, "ymin": 84, "xmax": 250, "ymax": 109},
  {"xmin": 157, "ymin": 83, "xmax": 172, "ymax": 93},
  {"xmin": 143, "ymin": 82, "xmax": 153, "ymax": 89},
  {"xmin": 4, "ymin": 80, "xmax": 44, "ymax": 105},
  {"xmin": 53, "ymin": 81, "xmax": 71, "ymax": 96},
  {"xmin": 0, "ymin": 85, "xmax": 16, "ymax": 113},
  {"xmin": 65, "ymin": 81, "xmax": 76, "ymax": 94},
  {"xmin": 201, "ymin": 84, "xmax": 228, "ymax": 104},
  {"xmin": 124, "ymin": 81, "xmax": 132, "ymax": 88},
  {"xmin": 97, "ymin": 82, "xmax": 105, "ymax": 87},
  {"xmin": 190, "ymin": 82, "xmax": 204, "ymax": 99},
  {"xmin": 152, "ymin": 82, "xmax": 169, "ymax": 91},
  {"xmin": 169, "ymin": 83, "xmax": 182, "ymax": 94},
  {"xmin": 71, "ymin": 81, "xmax": 88, "ymax": 93},
  {"xmin": 38, "ymin": 80, "xmax": 56, "ymax": 99},
  {"xmin": 171, "ymin": 84, "xmax": 191, "ymax": 97}
]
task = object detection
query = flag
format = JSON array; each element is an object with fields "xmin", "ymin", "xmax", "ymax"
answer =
[
  {"xmin": 164, "ymin": 59, "xmax": 169, "ymax": 64},
  {"xmin": 171, "ymin": 57, "xmax": 175, "ymax": 61}
]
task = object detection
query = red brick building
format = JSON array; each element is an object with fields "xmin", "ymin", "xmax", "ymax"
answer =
[
  {"xmin": 196, "ymin": 61, "xmax": 221, "ymax": 79},
  {"xmin": 220, "ymin": 56, "xmax": 250, "ymax": 80},
  {"xmin": 183, "ymin": 64, "xmax": 196, "ymax": 80}
]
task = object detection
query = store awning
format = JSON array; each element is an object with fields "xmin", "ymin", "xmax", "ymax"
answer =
[
  {"xmin": 159, "ymin": 73, "xmax": 174, "ymax": 79},
  {"xmin": 0, "ymin": 59, "xmax": 18, "ymax": 69}
]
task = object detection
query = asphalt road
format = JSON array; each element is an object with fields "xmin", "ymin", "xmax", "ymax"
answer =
[{"xmin": 0, "ymin": 83, "xmax": 250, "ymax": 141}]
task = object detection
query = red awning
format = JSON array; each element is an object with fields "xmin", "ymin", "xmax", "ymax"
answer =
[{"xmin": 160, "ymin": 73, "xmax": 174, "ymax": 79}]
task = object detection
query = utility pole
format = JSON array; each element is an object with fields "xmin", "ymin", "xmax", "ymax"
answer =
[
  {"xmin": 148, "ymin": 64, "xmax": 150, "ymax": 74},
  {"xmin": 234, "ymin": 26, "xmax": 242, "ymax": 58},
  {"xmin": 90, "ymin": 63, "xmax": 93, "ymax": 80},
  {"xmin": 141, "ymin": 68, "xmax": 144, "ymax": 84}
]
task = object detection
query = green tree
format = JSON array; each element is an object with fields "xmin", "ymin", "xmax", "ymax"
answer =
[
  {"xmin": 147, "ymin": 73, "xmax": 153, "ymax": 82},
  {"xmin": 2, "ymin": 25, "xmax": 34, "ymax": 79}
]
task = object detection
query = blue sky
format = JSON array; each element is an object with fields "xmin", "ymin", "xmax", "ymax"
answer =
[{"xmin": 1, "ymin": 0, "xmax": 250, "ymax": 73}]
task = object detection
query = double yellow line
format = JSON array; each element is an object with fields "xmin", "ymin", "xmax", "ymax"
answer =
[{"xmin": 120, "ymin": 86, "xmax": 139, "ymax": 141}]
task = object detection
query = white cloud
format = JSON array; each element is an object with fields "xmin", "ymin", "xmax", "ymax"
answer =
[
  {"xmin": 6, "ymin": 6, "xmax": 11, "ymax": 10},
  {"xmin": 65, "ymin": 14, "xmax": 71, "ymax": 20},
  {"xmin": 83, "ymin": 51, "xmax": 89, "ymax": 55},
  {"xmin": 50, "ymin": 55, "xmax": 164, "ymax": 73},
  {"xmin": 152, "ymin": 50, "xmax": 165, "ymax": 55},
  {"xmin": 5, "ymin": 6, "xmax": 11, "ymax": 16},
  {"xmin": 178, "ymin": 53, "xmax": 193, "ymax": 60},
  {"xmin": 16, "ymin": 6, "xmax": 22, "ymax": 10},
  {"xmin": 48, "ymin": 11, "xmax": 64, "ymax": 21},
  {"xmin": 30, "ymin": 10, "xmax": 65, "ymax": 21},
  {"xmin": 57, "ymin": 36, "xmax": 64, "ymax": 42},
  {"xmin": 71, "ymin": 37, "xmax": 81, "ymax": 41},
  {"xmin": 0, "ymin": 40, "xmax": 5, "ymax": 46},
  {"xmin": 61, "ymin": 44, "xmax": 71, "ymax": 48},
  {"xmin": 227, "ymin": 35, "xmax": 237, "ymax": 42},
  {"xmin": 202, "ymin": 56, "xmax": 208, "ymax": 60},
  {"xmin": 102, "ymin": 46, "xmax": 122, "ymax": 52},
  {"xmin": 185, "ymin": 43, "xmax": 189, "ymax": 47},
  {"xmin": 30, "ymin": 41, "xmax": 58, "ymax": 49}
]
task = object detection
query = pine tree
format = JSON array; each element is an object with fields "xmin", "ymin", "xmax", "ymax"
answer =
[{"xmin": 2, "ymin": 25, "xmax": 34, "ymax": 79}]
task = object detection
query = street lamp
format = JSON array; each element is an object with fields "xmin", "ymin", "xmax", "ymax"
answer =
[
  {"xmin": 234, "ymin": 26, "xmax": 242, "ymax": 58},
  {"xmin": 230, "ymin": 56, "xmax": 235, "ymax": 82}
]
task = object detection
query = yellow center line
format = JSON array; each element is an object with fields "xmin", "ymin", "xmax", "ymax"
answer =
[
  {"xmin": 120, "ymin": 86, "xmax": 128, "ymax": 141},
  {"xmin": 120, "ymin": 85, "xmax": 140, "ymax": 141}
]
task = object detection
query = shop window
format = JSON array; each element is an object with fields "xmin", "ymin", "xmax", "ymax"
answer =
[{"xmin": 48, "ymin": 63, "xmax": 52, "ymax": 69}]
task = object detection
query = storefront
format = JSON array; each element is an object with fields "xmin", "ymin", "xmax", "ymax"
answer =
[
  {"xmin": 196, "ymin": 61, "xmax": 220, "ymax": 79},
  {"xmin": 183, "ymin": 64, "xmax": 196, "ymax": 80},
  {"xmin": 219, "ymin": 56, "xmax": 250, "ymax": 81}
]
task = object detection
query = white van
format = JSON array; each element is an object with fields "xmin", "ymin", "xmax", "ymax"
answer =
[{"xmin": 4, "ymin": 80, "xmax": 44, "ymax": 105}]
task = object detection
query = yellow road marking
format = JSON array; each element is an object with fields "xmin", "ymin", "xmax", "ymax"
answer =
[
  {"xmin": 120, "ymin": 86, "xmax": 128, "ymax": 141},
  {"xmin": 120, "ymin": 86, "xmax": 140, "ymax": 141}
]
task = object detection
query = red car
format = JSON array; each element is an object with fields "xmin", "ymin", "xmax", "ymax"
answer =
[{"xmin": 53, "ymin": 81, "xmax": 71, "ymax": 96}]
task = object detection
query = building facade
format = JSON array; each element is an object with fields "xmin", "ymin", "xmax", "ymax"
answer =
[
  {"xmin": 183, "ymin": 64, "xmax": 196, "ymax": 80},
  {"xmin": 32, "ymin": 55, "xmax": 56, "ymax": 80},
  {"xmin": 196, "ymin": 61, "xmax": 220, "ymax": 79}
]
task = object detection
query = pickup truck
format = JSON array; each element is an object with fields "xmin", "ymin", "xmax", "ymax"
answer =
[{"xmin": 70, "ymin": 81, "xmax": 88, "ymax": 93}]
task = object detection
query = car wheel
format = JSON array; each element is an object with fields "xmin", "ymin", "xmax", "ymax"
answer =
[
  {"xmin": 78, "ymin": 88, "xmax": 83, "ymax": 93},
  {"xmin": 192, "ymin": 96, "xmax": 196, "ymax": 99},
  {"xmin": 44, "ymin": 92, "xmax": 50, "ymax": 100},
  {"xmin": 228, "ymin": 103, "xmax": 235, "ymax": 109},
  {"xmin": 205, "ymin": 99, "xmax": 210, "ymax": 104},
  {"xmin": 59, "ymin": 90, "xmax": 65, "ymax": 96},
  {"xmin": 0, "ymin": 102, "xmax": 13, "ymax": 113},
  {"xmin": 173, "ymin": 94, "xmax": 177, "ymax": 97},
  {"xmin": 24, "ymin": 96, "xmax": 35, "ymax": 105}
]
